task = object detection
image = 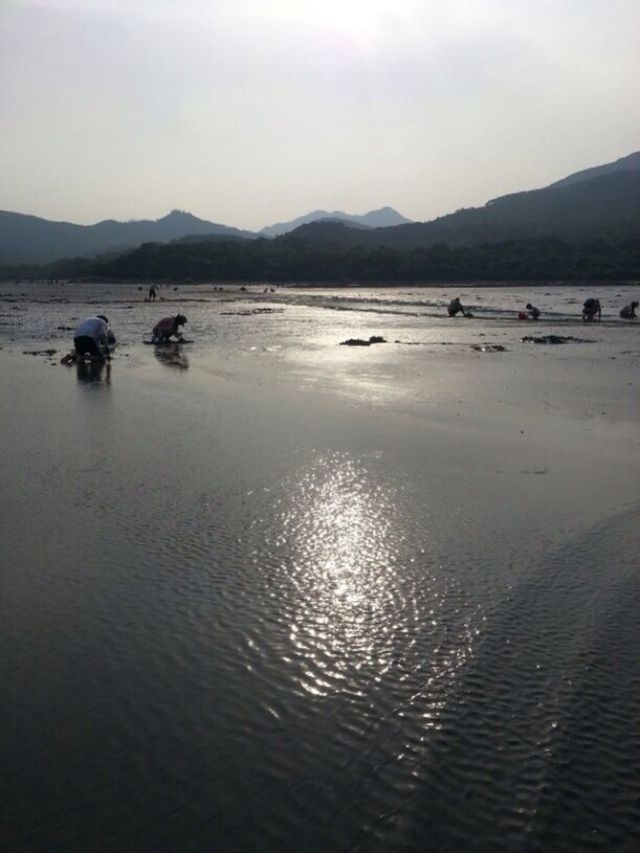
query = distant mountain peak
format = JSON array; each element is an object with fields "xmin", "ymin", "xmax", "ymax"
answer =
[
  {"xmin": 260, "ymin": 206, "xmax": 411, "ymax": 238},
  {"xmin": 0, "ymin": 208, "xmax": 254, "ymax": 265},
  {"xmin": 162, "ymin": 209, "xmax": 203, "ymax": 222}
]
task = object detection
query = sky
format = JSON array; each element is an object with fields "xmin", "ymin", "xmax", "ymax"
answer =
[{"xmin": 1, "ymin": 0, "xmax": 639, "ymax": 230}]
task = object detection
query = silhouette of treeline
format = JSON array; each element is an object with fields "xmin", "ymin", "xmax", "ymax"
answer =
[
  {"xmin": 2, "ymin": 152, "xmax": 639, "ymax": 281},
  {"xmin": 91, "ymin": 234, "xmax": 640, "ymax": 281},
  {"xmin": 4, "ymin": 234, "xmax": 637, "ymax": 283}
]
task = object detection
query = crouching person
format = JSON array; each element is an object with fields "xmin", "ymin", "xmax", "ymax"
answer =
[
  {"xmin": 74, "ymin": 315, "xmax": 112, "ymax": 361},
  {"xmin": 447, "ymin": 297, "xmax": 465, "ymax": 317},
  {"xmin": 620, "ymin": 301, "xmax": 638, "ymax": 320},
  {"xmin": 152, "ymin": 314, "xmax": 187, "ymax": 343},
  {"xmin": 582, "ymin": 298, "xmax": 601, "ymax": 322}
]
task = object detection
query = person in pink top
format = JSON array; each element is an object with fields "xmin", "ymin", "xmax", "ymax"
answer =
[{"xmin": 152, "ymin": 314, "xmax": 187, "ymax": 343}]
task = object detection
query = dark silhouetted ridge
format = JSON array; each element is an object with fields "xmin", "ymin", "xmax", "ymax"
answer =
[
  {"xmin": 549, "ymin": 151, "xmax": 640, "ymax": 189},
  {"xmin": 0, "ymin": 209, "xmax": 254, "ymax": 264}
]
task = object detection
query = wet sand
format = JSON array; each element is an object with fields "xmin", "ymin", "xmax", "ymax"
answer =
[{"xmin": 1, "ymin": 282, "xmax": 639, "ymax": 851}]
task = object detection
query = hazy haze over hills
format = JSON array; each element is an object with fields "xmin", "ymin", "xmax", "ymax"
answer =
[
  {"xmin": 1, "ymin": 1, "xmax": 638, "ymax": 229},
  {"xmin": 0, "ymin": 205, "xmax": 410, "ymax": 264},
  {"xmin": 549, "ymin": 151, "xmax": 640, "ymax": 189},
  {"xmin": 260, "ymin": 207, "xmax": 412, "ymax": 237},
  {"xmin": 280, "ymin": 154, "xmax": 640, "ymax": 250},
  {"xmin": 0, "ymin": 209, "xmax": 253, "ymax": 265},
  {"xmin": 1, "ymin": 151, "xmax": 639, "ymax": 267}
]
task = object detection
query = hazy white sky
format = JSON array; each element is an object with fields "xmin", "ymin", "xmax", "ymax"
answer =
[{"xmin": 1, "ymin": 0, "xmax": 639, "ymax": 229}]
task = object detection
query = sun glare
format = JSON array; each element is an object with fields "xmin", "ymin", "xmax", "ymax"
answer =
[{"xmin": 262, "ymin": 0, "xmax": 408, "ymax": 40}]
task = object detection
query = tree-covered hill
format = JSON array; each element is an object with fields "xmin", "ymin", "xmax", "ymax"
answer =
[
  {"xmin": 279, "ymin": 171, "xmax": 640, "ymax": 250},
  {"xmin": 36, "ymin": 233, "xmax": 636, "ymax": 283},
  {"xmin": 3, "ymin": 151, "xmax": 639, "ymax": 282},
  {"xmin": 549, "ymin": 150, "xmax": 640, "ymax": 189}
]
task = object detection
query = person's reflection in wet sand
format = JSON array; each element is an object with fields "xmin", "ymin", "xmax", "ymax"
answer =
[
  {"xmin": 154, "ymin": 344, "xmax": 189, "ymax": 370},
  {"xmin": 76, "ymin": 358, "xmax": 111, "ymax": 384}
]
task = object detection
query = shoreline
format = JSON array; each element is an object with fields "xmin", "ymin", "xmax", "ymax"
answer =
[{"xmin": 3, "ymin": 277, "xmax": 639, "ymax": 288}]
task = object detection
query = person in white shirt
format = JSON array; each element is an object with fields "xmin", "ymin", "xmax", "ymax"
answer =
[{"xmin": 73, "ymin": 315, "xmax": 112, "ymax": 361}]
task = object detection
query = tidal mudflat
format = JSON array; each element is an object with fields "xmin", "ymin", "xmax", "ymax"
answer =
[{"xmin": 1, "ymin": 282, "xmax": 639, "ymax": 852}]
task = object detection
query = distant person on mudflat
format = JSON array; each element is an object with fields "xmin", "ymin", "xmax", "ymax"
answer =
[
  {"xmin": 447, "ymin": 297, "xmax": 465, "ymax": 317},
  {"xmin": 149, "ymin": 285, "xmax": 158, "ymax": 301},
  {"xmin": 526, "ymin": 303, "xmax": 541, "ymax": 320},
  {"xmin": 152, "ymin": 314, "xmax": 187, "ymax": 343},
  {"xmin": 619, "ymin": 301, "xmax": 638, "ymax": 319},
  {"xmin": 73, "ymin": 315, "xmax": 112, "ymax": 361},
  {"xmin": 582, "ymin": 298, "xmax": 601, "ymax": 322}
]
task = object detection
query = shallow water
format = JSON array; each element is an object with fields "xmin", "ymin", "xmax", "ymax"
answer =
[{"xmin": 1, "ymin": 283, "xmax": 639, "ymax": 851}]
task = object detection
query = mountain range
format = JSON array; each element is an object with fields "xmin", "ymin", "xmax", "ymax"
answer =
[
  {"xmin": 1, "ymin": 151, "xmax": 639, "ymax": 269},
  {"xmin": 278, "ymin": 151, "xmax": 640, "ymax": 250},
  {"xmin": 259, "ymin": 206, "xmax": 411, "ymax": 237},
  {"xmin": 0, "ymin": 209, "xmax": 253, "ymax": 265},
  {"xmin": 0, "ymin": 205, "xmax": 411, "ymax": 265}
]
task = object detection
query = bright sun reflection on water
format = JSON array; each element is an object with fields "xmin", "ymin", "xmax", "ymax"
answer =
[
  {"xmin": 251, "ymin": 452, "xmax": 480, "ymax": 718},
  {"xmin": 276, "ymin": 454, "xmax": 410, "ymax": 696}
]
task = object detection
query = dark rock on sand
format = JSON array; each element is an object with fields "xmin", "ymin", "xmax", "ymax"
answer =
[
  {"xmin": 221, "ymin": 308, "xmax": 284, "ymax": 316},
  {"xmin": 471, "ymin": 344, "xmax": 507, "ymax": 352},
  {"xmin": 522, "ymin": 335, "xmax": 593, "ymax": 345},
  {"xmin": 341, "ymin": 336, "xmax": 387, "ymax": 346},
  {"xmin": 24, "ymin": 349, "xmax": 57, "ymax": 356}
]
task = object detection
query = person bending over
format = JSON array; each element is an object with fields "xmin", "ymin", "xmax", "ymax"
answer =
[
  {"xmin": 526, "ymin": 303, "xmax": 541, "ymax": 320},
  {"xmin": 447, "ymin": 297, "xmax": 465, "ymax": 317},
  {"xmin": 73, "ymin": 314, "xmax": 112, "ymax": 361},
  {"xmin": 152, "ymin": 314, "xmax": 188, "ymax": 343},
  {"xmin": 582, "ymin": 298, "xmax": 601, "ymax": 322},
  {"xmin": 620, "ymin": 301, "xmax": 638, "ymax": 320}
]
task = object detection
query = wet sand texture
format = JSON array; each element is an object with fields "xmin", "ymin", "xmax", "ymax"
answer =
[{"xmin": 1, "ymin": 282, "xmax": 639, "ymax": 852}]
